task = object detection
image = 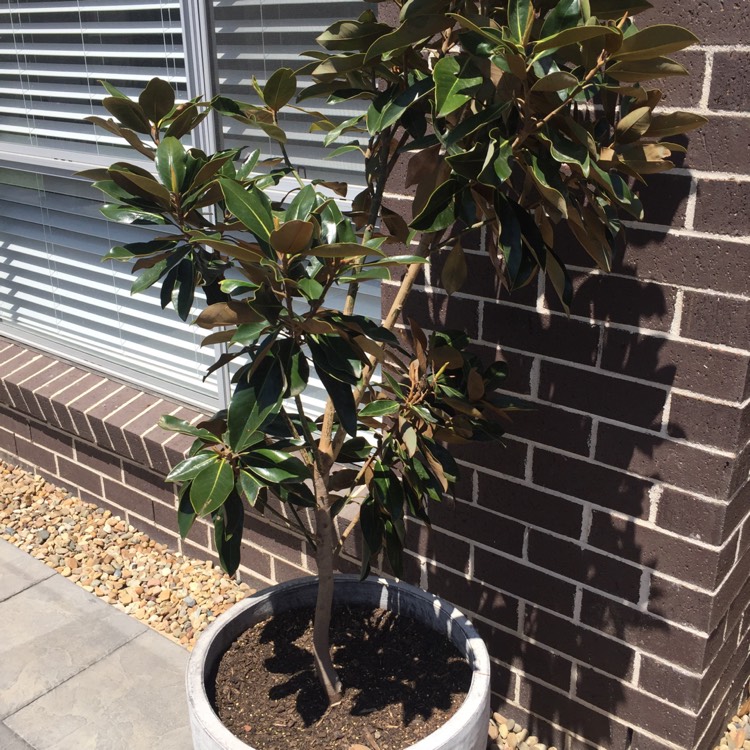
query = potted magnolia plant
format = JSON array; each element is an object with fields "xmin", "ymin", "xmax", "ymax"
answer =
[{"xmin": 83, "ymin": 0, "xmax": 703, "ymax": 747}]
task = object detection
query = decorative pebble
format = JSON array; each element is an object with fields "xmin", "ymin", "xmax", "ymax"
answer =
[{"xmin": 0, "ymin": 462, "xmax": 253, "ymax": 650}]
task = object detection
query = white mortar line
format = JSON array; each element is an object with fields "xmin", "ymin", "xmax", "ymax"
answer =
[
  {"xmin": 683, "ymin": 177, "xmax": 699, "ymax": 231},
  {"xmin": 588, "ymin": 419, "xmax": 599, "ymax": 460}
]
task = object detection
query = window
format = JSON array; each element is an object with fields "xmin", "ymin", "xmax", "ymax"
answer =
[{"xmin": 0, "ymin": 0, "xmax": 372, "ymax": 411}]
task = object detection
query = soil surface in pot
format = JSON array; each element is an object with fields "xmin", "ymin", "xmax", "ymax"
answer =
[{"xmin": 212, "ymin": 604, "xmax": 472, "ymax": 750}]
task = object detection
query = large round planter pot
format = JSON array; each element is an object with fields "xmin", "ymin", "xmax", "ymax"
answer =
[{"xmin": 186, "ymin": 574, "xmax": 491, "ymax": 750}]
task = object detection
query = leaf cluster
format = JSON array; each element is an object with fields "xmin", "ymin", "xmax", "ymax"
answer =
[{"xmin": 83, "ymin": 0, "xmax": 702, "ymax": 576}]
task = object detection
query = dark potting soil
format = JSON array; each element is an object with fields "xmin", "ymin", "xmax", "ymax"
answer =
[{"xmin": 212, "ymin": 605, "xmax": 472, "ymax": 750}]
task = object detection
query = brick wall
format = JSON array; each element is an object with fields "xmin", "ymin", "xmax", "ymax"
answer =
[{"xmin": 1, "ymin": 5, "xmax": 748, "ymax": 750}]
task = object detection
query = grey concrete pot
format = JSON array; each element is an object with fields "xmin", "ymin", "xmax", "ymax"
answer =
[{"xmin": 186, "ymin": 574, "xmax": 491, "ymax": 750}]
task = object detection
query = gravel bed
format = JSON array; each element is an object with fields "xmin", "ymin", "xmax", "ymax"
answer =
[
  {"xmin": 0, "ymin": 461, "xmax": 252, "ymax": 649},
  {"xmin": 1, "ymin": 460, "xmax": 748, "ymax": 750}
]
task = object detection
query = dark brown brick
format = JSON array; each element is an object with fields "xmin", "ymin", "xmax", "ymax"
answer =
[
  {"xmin": 31, "ymin": 365, "xmax": 81, "ymax": 429},
  {"xmin": 710, "ymin": 51, "xmax": 750, "ymax": 111},
  {"xmin": 659, "ymin": 49, "xmax": 706, "ymax": 109},
  {"xmin": 668, "ymin": 394, "xmax": 744, "ymax": 451},
  {"xmin": 619, "ymin": 228, "xmax": 750, "ymax": 296},
  {"xmin": 450, "ymin": 435, "xmax": 528, "ymax": 478},
  {"xmin": 681, "ymin": 291, "xmax": 749, "ymax": 349},
  {"xmin": 56, "ymin": 454, "xmax": 105, "ymax": 494},
  {"xmin": 68, "ymin": 379, "xmax": 123, "ymax": 442},
  {"xmin": 517, "ymin": 676, "xmax": 630, "ymax": 748},
  {"xmin": 533, "ymin": 449, "xmax": 652, "ymax": 518},
  {"xmin": 580, "ymin": 590, "xmax": 707, "ymax": 670},
  {"xmin": 273, "ymin": 557, "xmax": 308, "ymax": 583},
  {"xmin": 429, "ymin": 498, "xmax": 524, "ymax": 557},
  {"xmin": 19, "ymin": 361, "xmax": 73, "ymax": 421},
  {"xmin": 589, "ymin": 510, "xmax": 722, "ymax": 589},
  {"xmin": 86, "ymin": 388, "xmax": 142, "ymax": 451},
  {"xmin": 0, "ymin": 426, "xmax": 16, "ymax": 454},
  {"xmin": 642, "ymin": 0, "xmax": 745, "ymax": 45},
  {"xmin": 163, "ymin": 430, "xmax": 197, "ymax": 471},
  {"xmin": 122, "ymin": 400, "xmax": 169, "ymax": 463},
  {"xmin": 648, "ymin": 574, "xmax": 713, "ymax": 632},
  {"xmin": 528, "ymin": 530, "xmax": 642, "ymax": 602},
  {"xmin": 29, "ymin": 420, "xmax": 74, "ymax": 459},
  {"xmin": 575, "ymin": 667, "xmax": 694, "ymax": 745},
  {"xmin": 596, "ymin": 422, "xmax": 734, "ymax": 496},
  {"xmin": 49, "ymin": 373, "xmax": 101, "ymax": 435},
  {"xmin": 682, "ymin": 116, "xmax": 750, "ymax": 174},
  {"xmin": 482, "ymin": 304, "xmax": 600, "ymax": 366},
  {"xmin": 122, "ymin": 460, "xmax": 175, "ymax": 505},
  {"xmin": 475, "ymin": 619, "xmax": 573, "ymax": 691},
  {"xmin": 467, "ymin": 343, "xmax": 535, "ymax": 396},
  {"xmin": 240, "ymin": 541, "xmax": 273, "ymax": 581},
  {"xmin": 505, "ymin": 402, "xmax": 593, "ymax": 456},
  {"xmin": 546, "ymin": 272, "xmax": 677, "ymax": 332},
  {"xmin": 424, "ymin": 562, "xmax": 519, "ymax": 630},
  {"xmin": 694, "ymin": 180, "xmax": 750, "ymax": 237},
  {"xmin": 75, "ymin": 440, "xmax": 122, "ymax": 480},
  {"xmin": 711, "ymin": 543, "xmax": 750, "ymax": 631},
  {"xmin": 474, "ymin": 547, "xmax": 577, "ymax": 616},
  {"xmin": 638, "ymin": 655, "xmax": 702, "ymax": 710},
  {"xmin": 0, "ymin": 403, "xmax": 31, "ymax": 440},
  {"xmin": 101, "ymin": 478, "xmax": 155, "ymax": 521},
  {"xmin": 638, "ymin": 173, "xmax": 692, "ymax": 228},
  {"xmin": 477, "ymin": 474, "xmax": 584, "ymax": 539},
  {"xmin": 4, "ymin": 356, "xmax": 54, "ymax": 416},
  {"xmin": 103, "ymin": 392, "xmax": 162, "ymax": 458},
  {"xmin": 14, "ymin": 435, "xmax": 57, "ymax": 474},
  {"xmin": 539, "ymin": 361, "xmax": 666, "ymax": 430},
  {"xmin": 656, "ymin": 486, "xmax": 726, "ymax": 546},
  {"xmin": 524, "ymin": 605, "xmax": 635, "ymax": 680},
  {"xmin": 601, "ymin": 327, "xmax": 750, "ymax": 401},
  {"xmin": 383, "ymin": 284, "xmax": 480, "ymax": 339},
  {"xmin": 405, "ymin": 520, "xmax": 472, "ymax": 574},
  {"xmin": 243, "ymin": 514, "xmax": 304, "ymax": 566}
]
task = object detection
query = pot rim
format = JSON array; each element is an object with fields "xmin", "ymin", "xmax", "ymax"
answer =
[{"xmin": 187, "ymin": 574, "xmax": 491, "ymax": 750}]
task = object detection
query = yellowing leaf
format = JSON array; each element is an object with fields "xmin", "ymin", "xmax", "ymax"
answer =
[
  {"xmin": 613, "ymin": 24, "xmax": 699, "ymax": 61},
  {"xmin": 270, "ymin": 220, "xmax": 314, "ymax": 255}
]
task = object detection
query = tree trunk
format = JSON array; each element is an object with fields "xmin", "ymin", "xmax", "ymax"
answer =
[{"xmin": 312, "ymin": 506, "xmax": 342, "ymax": 705}]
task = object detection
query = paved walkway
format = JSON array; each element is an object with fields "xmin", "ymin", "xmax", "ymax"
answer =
[{"xmin": 0, "ymin": 540, "xmax": 192, "ymax": 750}]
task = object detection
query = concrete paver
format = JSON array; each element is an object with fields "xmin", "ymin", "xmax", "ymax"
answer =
[
  {"xmin": 0, "ymin": 541, "xmax": 55, "ymax": 602},
  {"xmin": 0, "ymin": 541, "xmax": 192, "ymax": 749},
  {"xmin": 0, "ymin": 722, "xmax": 34, "ymax": 750}
]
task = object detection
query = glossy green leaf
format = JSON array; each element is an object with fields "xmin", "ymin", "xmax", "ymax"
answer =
[
  {"xmin": 364, "ymin": 16, "xmax": 451, "ymax": 63},
  {"xmin": 263, "ymin": 68, "xmax": 297, "ymax": 111},
  {"xmin": 297, "ymin": 277, "xmax": 325, "ymax": 301},
  {"xmin": 359, "ymin": 400, "xmax": 400, "ymax": 417},
  {"xmin": 615, "ymin": 105, "xmax": 652, "ymax": 143},
  {"xmin": 285, "ymin": 184, "xmax": 317, "ymax": 221},
  {"xmin": 317, "ymin": 366, "xmax": 357, "ymax": 436},
  {"xmin": 138, "ymin": 77, "xmax": 175, "ymax": 123},
  {"xmin": 589, "ymin": 0, "xmax": 652, "ymax": 18},
  {"xmin": 644, "ymin": 111, "xmax": 708, "ymax": 138},
  {"xmin": 317, "ymin": 19, "xmax": 392, "ymax": 52},
  {"xmin": 246, "ymin": 449, "xmax": 311, "ymax": 484},
  {"xmin": 508, "ymin": 0, "xmax": 533, "ymax": 43},
  {"xmin": 213, "ymin": 490, "xmax": 244, "ymax": 575},
  {"xmin": 411, "ymin": 179, "xmax": 460, "ymax": 232},
  {"xmin": 534, "ymin": 24, "xmax": 622, "ymax": 54},
  {"xmin": 155, "ymin": 136, "xmax": 187, "ymax": 192},
  {"xmin": 540, "ymin": 0, "xmax": 581, "ymax": 37},
  {"xmin": 177, "ymin": 485, "xmax": 196, "ymax": 539},
  {"xmin": 530, "ymin": 71, "xmax": 579, "ymax": 92},
  {"xmin": 99, "ymin": 80, "xmax": 129, "ymax": 99},
  {"xmin": 190, "ymin": 458, "xmax": 234, "ymax": 515},
  {"xmin": 219, "ymin": 178, "xmax": 275, "ymax": 243},
  {"xmin": 493, "ymin": 138, "xmax": 514, "ymax": 183},
  {"xmin": 607, "ymin": 56, "xmax": 688, "ymax": 82},
  {"xmin": 306, "ymin": 242, "xmax": 373, "ymax": 258},
  {"xmin": 159, "ymin": 414, "xmax": 222, "ymax": 442},
  {"xmin": 232, "ymin": 321, "xmax": 268, "ymax": 347},
  {"xmin": 102, "ymin": 97, "xmax": 151, "ymax": 134},
  {"xmin": 613, "ymin": 24, "xmax": 699, "ymax": 61},
  {"xmin": 109, "ymin": 168, "xmax": 171, "ymax": 205},
  {"xmin": 100, "ymin": 204, "xmax": 167, "ymax": 225},
  {"xmin": 237, "ymin": 470, "xmax": 263, "ymax": 507},
  {"xmin": 366, "ymin": 76, "xmax": 434, "ymax": 134},
  {"xmin": 433, "ymin": 57, "xmax": 482, "ymax": 118},
  {"xmin": 166, "ymin": 452, "xmax": 218, "ymax": 482}
]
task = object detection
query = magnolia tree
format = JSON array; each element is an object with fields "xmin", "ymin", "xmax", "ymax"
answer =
[{"xmin": 84, "ymin": 0, "xmax": 703, "ymax": 705}]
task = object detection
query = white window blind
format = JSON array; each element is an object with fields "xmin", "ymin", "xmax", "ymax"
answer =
[
  {"xmin": 0, "ymin": 167, "xmax": 219, "ymax": 407},
  {"xmin": 0, "ymin": 0, "xmax": 185, "ymax": 161},
  {"xmin": 212, "ymin": 0, "xmax": 368, "ymax": 186}
]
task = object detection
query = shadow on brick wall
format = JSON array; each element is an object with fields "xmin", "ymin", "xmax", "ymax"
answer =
[{"xmin": 393, "ymin": 175, "xmax": 692, "ymax": 747}]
